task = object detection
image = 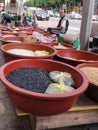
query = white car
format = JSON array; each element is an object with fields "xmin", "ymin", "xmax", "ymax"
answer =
[
  {"xmin": 69, "ymin": 11, "xmax": 82, "ymax": 19},
  {"xmin": 35, "ymin": 10, "xmax": 49, "ymax": 20},
  {"xmin": 54, "ymin": 12, "xmax": 60, "ymax": 17},
  {"xmin": 92, "ymin": 15, "xmax": 98, "ymax": 21},
  {"xmin": 47, "ymin": 10, "xmax": 54, "ymax": 17}
]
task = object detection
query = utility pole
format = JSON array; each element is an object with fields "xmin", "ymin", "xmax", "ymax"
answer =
[
  {"xmin": 18, "ymin": 0, "xmax": 23, "ymax": 15},
  {"xmin": 80, "ymin": 0, "xmax": 95, "ymax": 50}
]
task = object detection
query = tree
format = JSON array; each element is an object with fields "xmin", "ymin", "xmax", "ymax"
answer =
[
  {"xmin": 67, "ymin": 0, "xmax": 81, "ymax": 2},
  {"xmin": 23, "ymin": 0, "xmax": 82, "ymax": 8}
]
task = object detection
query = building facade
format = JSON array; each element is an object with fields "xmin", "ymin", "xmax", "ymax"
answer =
[{"xmin": 4, "ymin": 0, "xmax": 24, "ymax": 15}]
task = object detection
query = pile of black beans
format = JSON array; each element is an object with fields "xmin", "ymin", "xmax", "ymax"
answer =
[{"xmin": 6, "ymin": 68, "xmax": 52, "ymax": 93}]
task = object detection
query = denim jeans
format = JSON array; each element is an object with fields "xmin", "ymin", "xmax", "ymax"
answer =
[
  {"xmin": 47, "ymin": 27, "xmax": 65, "ymax": 35},
  {"xmin": 51, "ymin": 29, "xmax": 65, "ymax": 35}
]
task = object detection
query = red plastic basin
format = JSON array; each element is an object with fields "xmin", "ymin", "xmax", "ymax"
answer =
[
  {"xmin": 55, "ymin": 50, "xmax": 98, "ymax": 66},
  {"xmin": 76, "ymin": 63, "xmax": 98, "ymax": 102},
  {"xmin": 0, "ymin": 59, "xmax": 89, "ymax": 115},
  {"xmin": 1, "ymin": 43, "xmax": 57, "ymax": 62}
]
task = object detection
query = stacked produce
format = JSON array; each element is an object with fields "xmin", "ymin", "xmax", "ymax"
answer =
[{"xmin": 6, "ymin": 68, "xmax": 76, "ymax": 94}]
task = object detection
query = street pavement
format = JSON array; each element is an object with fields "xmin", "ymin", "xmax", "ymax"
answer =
[{"xmin": 38, "ymin": 19, "xmax": 80, "ymax": 35}]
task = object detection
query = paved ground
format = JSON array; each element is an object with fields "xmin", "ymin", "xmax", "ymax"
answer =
[{"xmin": 38, "ymin": 20, "xmax": 80, "ymax": 35}]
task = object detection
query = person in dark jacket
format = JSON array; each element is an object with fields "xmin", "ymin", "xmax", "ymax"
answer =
[{"xmin": 2, "ymin": 11, "xmax": 11, "ymax": 25}]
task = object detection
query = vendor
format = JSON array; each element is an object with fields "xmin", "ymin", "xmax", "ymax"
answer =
[{"xmin": 47, "ymin": 9, "xmax": 69, "ymax": 35}]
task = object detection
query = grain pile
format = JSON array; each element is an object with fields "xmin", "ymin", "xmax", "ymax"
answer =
[{"xmin": 80, "ymin": 67, "xmax": 98, "ymax": 85}]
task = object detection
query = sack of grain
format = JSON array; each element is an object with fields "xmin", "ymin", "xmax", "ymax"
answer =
[
  {"xmin": 23, "ymin": 37, "xmax": 38, "ymax": 43},
  {"xmin": 18, "ymin": 32, "xmax": 27, "ymax": 37}
]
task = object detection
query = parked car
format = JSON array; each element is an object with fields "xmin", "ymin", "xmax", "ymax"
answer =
[
  {"xmin": 69, "ymin": 11, "xmax": 82, "ymax": 19},
  {"xmin": 35, "ymin": 10, "xmax": 49, "ymax": 20},
  {"xmin": 92, "ymin": 15, "xmax": 98, "ymax": 21},
  {"xmin": 47, "ymin": 10, "xmax": 54, "ymax": 17},
  {"xmin": 54, "ymin": 12, "xmax": 60, "ymax": 17}
]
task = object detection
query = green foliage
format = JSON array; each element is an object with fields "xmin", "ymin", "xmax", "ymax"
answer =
[
  {"xmin": 24, "ymin": 0, "xmax": 64, "ymax": 8},
  {"xmin": 67, "ymin": 0, "xmax": 81, "ymax": 2},
  {"xmin": 74, "ymin": 0, "xmax": 81, "ymax": 2},
  {"xmin": 24, "ymin": 0, "xmax": 82, "ymax": 7}
]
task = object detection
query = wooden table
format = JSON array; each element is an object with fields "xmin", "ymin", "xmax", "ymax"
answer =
[{"xmin": 16, "ymin": 95, "xmax": 98, "ymax": 130}]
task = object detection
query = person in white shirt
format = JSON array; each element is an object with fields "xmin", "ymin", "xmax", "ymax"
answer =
[{"xmin": 47, "ymin": 9, "xmax": 69, "ymax": 35}]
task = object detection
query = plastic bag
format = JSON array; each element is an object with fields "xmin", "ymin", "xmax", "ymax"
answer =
[{"xmin": 45, "ymin": 71, "xmax": 75, "ymax": 94}]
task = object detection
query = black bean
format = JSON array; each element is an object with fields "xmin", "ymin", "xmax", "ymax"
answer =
[{"xmin": 6, "ymin": 68, "xmax": 52, "ymax": 93}]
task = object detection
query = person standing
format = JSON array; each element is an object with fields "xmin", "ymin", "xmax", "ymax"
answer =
[
  {"xmin": 32, "ymin": 11, "xmax": 38, "ymax": 27},
  {"xmin": 21, "ymin": 13, "xmax": 26, "ymax": 24}
]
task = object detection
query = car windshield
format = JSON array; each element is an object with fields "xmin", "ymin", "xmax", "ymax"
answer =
[{"xmin": 35, "ymin": 10, "xmax": 47, "ymax": 15}]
